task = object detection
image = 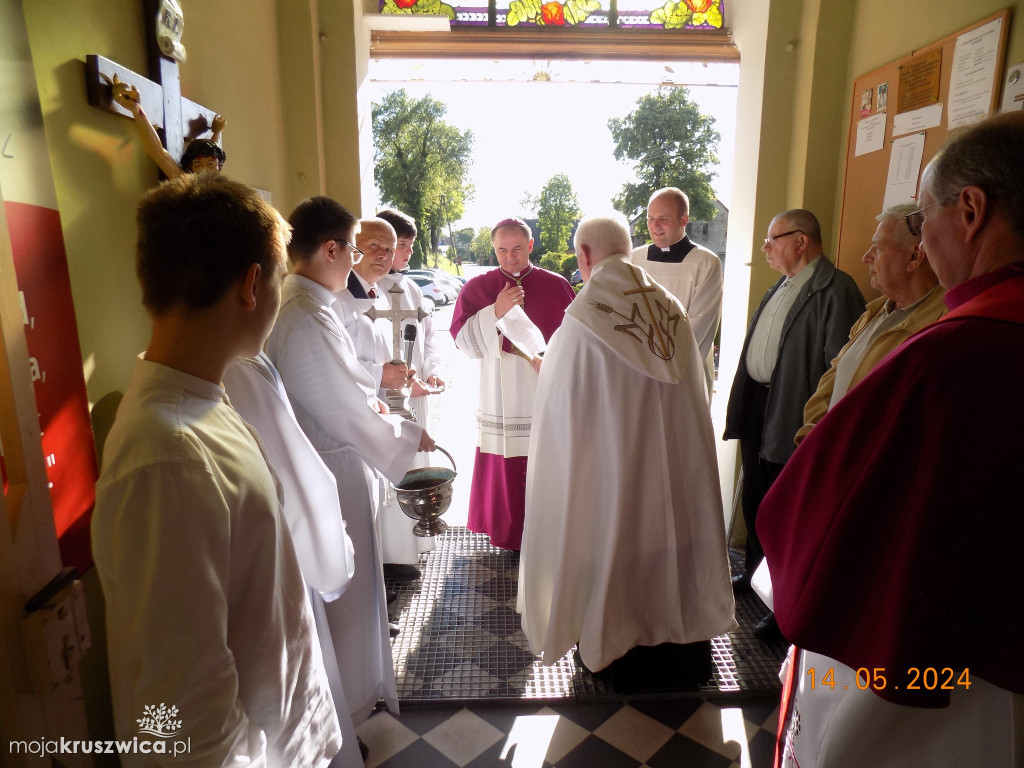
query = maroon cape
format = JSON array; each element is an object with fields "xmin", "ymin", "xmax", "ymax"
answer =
[
  {"xmin": 759, "ymin": 264, "xmax": 1024, "ymax": 706},
  {"xmin": 451, "ymin": 265, "xmax": 576, "ymax": 549},
  {"xmin": 451, "ymin": 265, "xmax": 576, "ymax": 354}
]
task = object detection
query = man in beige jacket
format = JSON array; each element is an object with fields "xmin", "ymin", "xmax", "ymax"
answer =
[{"xmin": 795, "ymin": 204, "xmax": 945, "ymax": 444}]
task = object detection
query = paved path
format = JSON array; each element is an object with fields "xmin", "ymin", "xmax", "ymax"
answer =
[{"xmin": 418, "ymin": 265, "xmax": 492, "ymax": 528}]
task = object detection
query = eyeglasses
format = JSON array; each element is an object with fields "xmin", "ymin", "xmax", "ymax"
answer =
[
  {"xmin": 904, "ymin": 196, "xmax": 956, "ymax": 236},
  {"xmin": 334, "ymin": 239, "xmax": 364, "ymax": 259},
  {"xmin": 763, "ymin": 229, "xmax": 804, "ymax": 247}
]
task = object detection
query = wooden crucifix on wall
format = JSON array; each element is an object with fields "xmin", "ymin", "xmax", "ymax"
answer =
[{"xmin": 85, "ymin": 0, "xmax": 225, "ymax": 179}]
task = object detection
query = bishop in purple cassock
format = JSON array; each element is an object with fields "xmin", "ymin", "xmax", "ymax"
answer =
[{"xmin": 451, "ymin": 218, "xmax": 576, "ymax": 550}]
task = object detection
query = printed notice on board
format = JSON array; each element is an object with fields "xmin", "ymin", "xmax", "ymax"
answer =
[
  {"xmin": 897, "ymin": 49, "xmax": 942, "ymax": 113},
  {"xmin": 855, "ymin": 113, "xmax": 886, "ymax": 156},
  {"xmin": 892, "ymin": 103, "xmax": 943, "ymax": 137},
  {"xmin": 948, "ymin": 17, "xmax": 1002, "ymax": 129},
  {"xmin": 883, "ymin": 133, "xmax": 926, "ymax": 210}
]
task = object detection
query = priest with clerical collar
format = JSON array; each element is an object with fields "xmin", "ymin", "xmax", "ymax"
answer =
[
  {"xmin": 630, "ymin": 187, "xmax": 724, "ymax": 383},
  {"xmin": 450, "ymin": 217, "xmax": 576, "ymax": 551}
]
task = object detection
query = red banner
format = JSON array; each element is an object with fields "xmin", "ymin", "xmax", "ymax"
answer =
[{"xmin": 4, "ymin": 201, "xmax": 98, "ymax": 572}]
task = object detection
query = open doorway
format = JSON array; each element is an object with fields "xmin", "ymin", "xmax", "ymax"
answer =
[{"xmin": 367, "ymin": 57, "xmax": 739, "ymax": 261}]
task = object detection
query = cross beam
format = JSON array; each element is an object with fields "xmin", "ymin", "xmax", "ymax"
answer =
[
  {"xmin": 85, "ymin": 54, "xmax": 219, "ymax": 167},
  {"xmin": 364, "ymin": 282, "xmax": 429, "ymax": 364}
]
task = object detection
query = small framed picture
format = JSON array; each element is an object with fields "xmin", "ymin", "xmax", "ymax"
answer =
[
  {"xmin": 860, "ymin": 88, "xmax": 873, "ymax": 117},
  {"xmin": 877, "ymin": 82, "xmax": 889, "ymax": 112}
]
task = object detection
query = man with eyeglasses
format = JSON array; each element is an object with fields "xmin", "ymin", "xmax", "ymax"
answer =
[
  {"xmin": 759, "ymin": 111, "xmax": 1024, "ymax": 768},
  {"xmin": 723, "ymin": 209, "xmax": 863, "ymax": 640},
  {"xmin": 265, "ymin": 197, "xmax": 436, "ymax": 737},
  {"xmin": 630, "ymin": 187, "xmax": 724, "ymax": 388},
  {"xmin": 795, "ymin": 204, "xmax": 945, "ymax": 445}
]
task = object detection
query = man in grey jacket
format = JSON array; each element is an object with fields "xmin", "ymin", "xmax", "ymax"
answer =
[{"xmin": 723, "ymin": 209, "xmax": 864, "ymax": 639}]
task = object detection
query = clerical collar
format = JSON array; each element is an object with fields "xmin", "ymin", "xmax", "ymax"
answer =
[
  {"xmin": 499, "ymin": 263, "xmax": 534, "ymax": 282},
  {"xmin": 647, "ymin": 236, "xmax": 695, "ymax": 263}
]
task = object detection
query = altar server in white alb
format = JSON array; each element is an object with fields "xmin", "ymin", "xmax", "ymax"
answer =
[
  {"xmin": 334, "ymin": 214, "xmax": 443, "ymax": 569},
  {"xmin": 92, "ymin": 173, "xmax": 341, "ymax": 766},
  {"xmin": 631, "ymin": 187, "xmax": 723, "ymax": 385},
  {"xmin": 265, "ymin": 196, "xmax": 435, "ymax": 726},
  {"xmin": 222, "ymin": 352, "xmax": 364, "ymax": 767},
  {"xmin": 519, "ymin": 213, "xmax": 736, "ymax": 673}
]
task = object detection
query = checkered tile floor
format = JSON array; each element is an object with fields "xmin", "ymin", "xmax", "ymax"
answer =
[
  {"xmin": 358, "ymin": 698, "xmax": 779, "ymax": 767},
  {"xmin": 385, "ymin": 527, "xmax": 785, "ymax": 702},
  {"xmin": 362, "ymin": 527, "xmax": 784, "ymax": 767}
]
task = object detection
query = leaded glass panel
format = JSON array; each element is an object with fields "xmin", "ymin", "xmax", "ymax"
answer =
[{"xmin": 378, "ymin": 0, "xmax": 723, "ymax": 28}]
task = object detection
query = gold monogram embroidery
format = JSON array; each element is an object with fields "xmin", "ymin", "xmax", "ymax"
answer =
[{"xmin": 591, "ymin": 266, "xmax": 679, "ymax": 360}]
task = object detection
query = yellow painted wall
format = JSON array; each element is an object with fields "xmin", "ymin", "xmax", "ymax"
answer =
[
  {"xmin": 737, "ymin": 0, "xmax": 857, "ymax": 318},
  {"xmin": 22, "ymin": 0, "xmax": 154, "ymax": 408}
]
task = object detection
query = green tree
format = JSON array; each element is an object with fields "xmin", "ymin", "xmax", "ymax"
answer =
[
  {"xmin": 608, "ymin": 87, "xmax": 720, "ymax": 239},
  {"xmin": 470, "ymin": 226, "xmax": 493, "ymax": 264},
  {"xmin": 559, "ymin": 254, "xmax": 578, "ymax": 280},
  {"xmin": 451, "ymin": 227, "xmax": 474, "ymax": 262},
  {"xmin": 539, "ymin": 252, "xmax": 563, "ymax": 273},
  {"xmin": 525, "ymin": 174, "xmax": 581, "ymax": 254},
  {"xmin": 373, "ymin": 89, "xmax": 475, "ymax": 265}
]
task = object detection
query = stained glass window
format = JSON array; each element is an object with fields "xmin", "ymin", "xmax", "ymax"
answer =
[
  {"xmin": 496, "ymin": 0, "xmax": 609, "ymax": 27},
  {"xmin": 378, "ymin": 0, "xmax": 724, "ymax": 29},
  {"xmin": 617, "ymin": 0, "xmax": 723, "ymax": 29}
]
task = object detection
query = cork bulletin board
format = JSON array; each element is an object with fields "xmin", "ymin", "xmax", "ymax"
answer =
[{"xmin": 835, "ymin": 9, "xmax": 1011, "ymax": 299}]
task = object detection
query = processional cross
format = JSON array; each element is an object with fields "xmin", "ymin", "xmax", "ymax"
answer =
[
  {"xmin": 364, "ymin": 282, "xmax": 430, "ymax": 419},
  {"xmin": 85, "ymin": 0, "xmax": 220, "ymax": 171},
  {"xmin": 364, "ymin": 282, "xmax": 430, "ymax": 364}
]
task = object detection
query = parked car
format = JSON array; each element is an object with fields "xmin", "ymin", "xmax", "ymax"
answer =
[
  {"xmin": 570, "ymin": 269, "xmax": 582, "ymax": 285},
  {"xmin": 409, "ymin": 274, "xmax": 446, "ymax": 308},
  {"xmin": 407, "ymin": 269, "xmax": 460, "ymax": 303}
]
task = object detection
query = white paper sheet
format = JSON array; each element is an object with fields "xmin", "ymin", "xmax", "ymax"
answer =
[
  {"xmin": 892, "ymin": 103, "xmax": 943, "ymax": 137},
  {"xmin": 883, "ymin": 133, "xmax": 926, "ymax": 210},
  {"xmin": 855, "ymin": 113, "xmax": 886, "ymax": 157},
  {"xmin": 495, "ymin": 305, "xmax": 546, "ymax": 358},
  {"xmin": 948, "ymin": 17, "xmax": 1002, "ymax": 129}
]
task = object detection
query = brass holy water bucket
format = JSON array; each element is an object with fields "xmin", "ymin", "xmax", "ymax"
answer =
[{"xmin": 392, "ymin": 446, "xmax": 457, "ymax": 537}]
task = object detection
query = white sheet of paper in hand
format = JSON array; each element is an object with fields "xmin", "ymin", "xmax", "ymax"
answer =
[{"xmin": 495, "ymin": 304, "xmax": 546, "ymax": 358}]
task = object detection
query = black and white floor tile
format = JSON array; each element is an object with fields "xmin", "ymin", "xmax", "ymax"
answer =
[
  {"xmin": 358, "ymin": 698, "xmax": 779, "ymax": 767},
  {"xmin": 359, "ymin": 527, "xmax": 785, "ymax": 767}
]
